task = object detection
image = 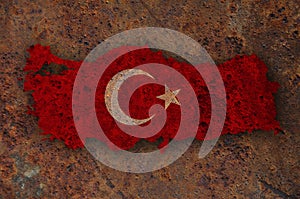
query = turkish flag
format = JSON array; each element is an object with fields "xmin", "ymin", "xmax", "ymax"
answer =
[{"xmin": 24, "ymin": 44, "xmax": 281, "ymax": 149}]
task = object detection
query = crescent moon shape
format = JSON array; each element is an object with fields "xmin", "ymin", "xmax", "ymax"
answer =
[{"xmin": 105, "ymin": 69, "xmax": 155, "ymax": 126}]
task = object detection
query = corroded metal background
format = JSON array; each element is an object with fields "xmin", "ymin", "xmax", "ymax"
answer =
[{"xmin": 0, "ymin": 0, "xmax": 299, "ymax": 198}]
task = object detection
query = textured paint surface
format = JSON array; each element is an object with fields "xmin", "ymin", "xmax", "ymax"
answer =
[
  {"xmin": 23, "ymin": 44, "xmax": 280, "ymax": 150},
  {"xmin": 0, "ymin": 0, "xmax": 299, "ymax": 198}
]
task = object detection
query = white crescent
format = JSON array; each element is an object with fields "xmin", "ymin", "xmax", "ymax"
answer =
[{"xmin": 105, "ymin": 69, "xmax": 155, "ymax": 126}]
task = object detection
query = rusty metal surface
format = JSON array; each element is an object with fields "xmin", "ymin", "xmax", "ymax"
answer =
[{"xmin": 0, "ymin": 0, "xmax": 299, "ymax": 198}]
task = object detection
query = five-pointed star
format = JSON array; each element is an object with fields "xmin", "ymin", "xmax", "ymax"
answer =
[{"xmin": 156, "ymin": 85, "xmax": 181, "ymax": 109}]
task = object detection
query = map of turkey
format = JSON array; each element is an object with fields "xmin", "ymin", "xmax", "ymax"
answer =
[{"xmin": 23, "ymin": 44, "xmax": 281, "ymax": 150}]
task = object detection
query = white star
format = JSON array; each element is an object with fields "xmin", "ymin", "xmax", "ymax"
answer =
[{"xmin": 156, "ymin": 85, "xmax": 181, "ymax": 109}]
